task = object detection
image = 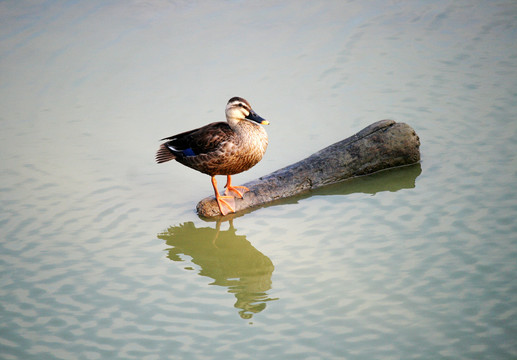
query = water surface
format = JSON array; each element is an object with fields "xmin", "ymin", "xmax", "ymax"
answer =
[{"xmin": 1, "ymin": 1, "xmax": 516, "ymax": 359}]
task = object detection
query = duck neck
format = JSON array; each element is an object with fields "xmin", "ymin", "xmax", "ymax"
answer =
[{"xmin": 227, "ymin": 118, "xmax": 257, "ymax": 134}]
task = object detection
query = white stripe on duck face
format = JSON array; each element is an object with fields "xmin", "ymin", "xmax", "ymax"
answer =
[
  {"xmin": 226, "ymin": 97, "xmax": 251, "ymax": 111},
  {"xmin": 226, "ymin": 104, "xmax": 250, "ymax": 120}
]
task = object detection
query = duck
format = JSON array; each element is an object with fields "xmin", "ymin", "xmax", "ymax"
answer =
[{"xmin": 156, "ymin": 97, "xmax": 269, "ymax": 216}]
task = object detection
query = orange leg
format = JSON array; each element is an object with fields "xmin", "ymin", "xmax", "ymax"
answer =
[
  {"xmin": 211, "ymin": 176, "xmax": 236, "ymax": 216},
  {"xmin": 224, "ymin": 175, "xmax": 249, "ymax": 198}
]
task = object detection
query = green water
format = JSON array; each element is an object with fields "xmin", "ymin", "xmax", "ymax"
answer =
[{"xmin": 1, "ymin": 1, "xmax": 516, "ymax": 359}]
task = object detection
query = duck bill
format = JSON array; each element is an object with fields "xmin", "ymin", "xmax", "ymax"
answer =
[{"xmin": 246, "ymin": 110, "xmax": 270, "ymax": 125}]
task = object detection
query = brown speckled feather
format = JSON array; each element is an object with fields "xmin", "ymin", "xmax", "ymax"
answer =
[{"xmin": 161, "ymin": 122, "xmax": 233, "ymax": 156}]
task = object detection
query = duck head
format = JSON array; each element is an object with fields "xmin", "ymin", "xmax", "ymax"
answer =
[{"xmin": 225, "ymin": 97, "xmax": 269, "ymax": 127}]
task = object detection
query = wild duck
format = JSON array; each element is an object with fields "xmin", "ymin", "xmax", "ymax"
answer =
[{"xmin": 156, "ymin": 97, "xmax": 269, "ymax": 216}]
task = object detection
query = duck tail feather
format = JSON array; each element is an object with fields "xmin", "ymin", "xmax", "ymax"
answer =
[{"xmin": 156, "ymin": 144, "xmax": 176, "ymax": 163}]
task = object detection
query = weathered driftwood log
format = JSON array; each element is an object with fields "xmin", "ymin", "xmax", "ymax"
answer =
[{"xmin": 197, "ymin": 119, "xmax": 420, "ymax": 217}]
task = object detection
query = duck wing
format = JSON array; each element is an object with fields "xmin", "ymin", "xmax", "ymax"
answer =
[{"xmin": 157, "ymin": 122, "xmax": 233, "ymax": 162}]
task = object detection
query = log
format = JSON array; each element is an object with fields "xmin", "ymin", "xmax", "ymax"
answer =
[{"xmin": 197, "ymin": 119, "xmax": 420, "ymax": 218}]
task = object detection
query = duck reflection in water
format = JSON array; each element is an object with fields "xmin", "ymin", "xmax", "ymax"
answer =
[
  {"xmin": 157, "ymin": 220, "xmax": 277, "ymax": 319},
  {"xmin": 156, "ymin": 163, "xmax": 422, "ymax": 318}
]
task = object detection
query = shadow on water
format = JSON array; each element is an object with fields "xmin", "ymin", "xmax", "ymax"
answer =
[
  {"xmin": 157, "ymin": 220, "xmax": 278, "ymax": 320},
  {"xmin": 157, "ymin": 163, "xmax": 421, "ymax": 319},
  {"xmin": 202, "ymin": 162, "xmax": 423, "ymax": 221},
  {"xmin": 311, "ymin": 162, "xmax": 422, "ymax": 197}
]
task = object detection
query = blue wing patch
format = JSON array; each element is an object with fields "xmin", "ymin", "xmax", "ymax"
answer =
[{"xmin": 182, "ymin": 148, "xmax": 196, "ymax": 157}]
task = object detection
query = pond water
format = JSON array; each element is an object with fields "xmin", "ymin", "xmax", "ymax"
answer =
[{"xmin": 1, "ymin": 1, "xmax": 516, "ymax": 359}]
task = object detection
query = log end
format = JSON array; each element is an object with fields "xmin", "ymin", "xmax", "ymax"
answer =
[
  {"xmin": 196, "ymin": 197, "xmax": 221, "ymax": 218},
  {"xmin": 196, "ymin": 183, "xmax": 270, "ymax": 218}
]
